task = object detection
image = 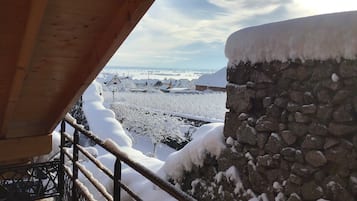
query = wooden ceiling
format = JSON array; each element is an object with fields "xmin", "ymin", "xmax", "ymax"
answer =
[{"xmin": 0, "ymin": 0, "xmax": 153, "ymax": 162}]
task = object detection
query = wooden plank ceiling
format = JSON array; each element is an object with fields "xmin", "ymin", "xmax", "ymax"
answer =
[{"xmin": 0, "ymin": 0, "xmax": 153, "ymax": 162}]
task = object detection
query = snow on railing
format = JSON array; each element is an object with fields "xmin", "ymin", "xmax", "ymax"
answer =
[{"xmin": 59, "ymin": 115, "xmax": 196, "ymax": 201}]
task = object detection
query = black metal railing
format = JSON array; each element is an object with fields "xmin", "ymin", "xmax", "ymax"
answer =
[
  {"xmin": 60, "ymin": 115, "xmax": 196, "ymax": 201},
  {"xmin": 0, "ymin": 160, "xmax": 60, "ymax": 200}
]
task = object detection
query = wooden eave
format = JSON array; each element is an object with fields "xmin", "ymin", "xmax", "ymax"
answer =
[{"xmin": 0, "ymin": 0, "xmax": 154, "ymax": 163}]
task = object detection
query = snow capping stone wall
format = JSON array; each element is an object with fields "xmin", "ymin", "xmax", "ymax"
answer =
[
  {"xmin": 223, "ymin": 11, "xmax": 357, "ymax": 201},
  {"xmin": 225, "ymin": 11, "xmax": 357, "ymax": 64},
  {"xmin": 224, "ymin": 59, "xmax": 357, "ymax": 200}
]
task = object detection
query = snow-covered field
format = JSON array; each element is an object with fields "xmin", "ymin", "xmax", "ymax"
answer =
[
  {"xmin": 40, "ymin": 68, "xmax": 230, "ymax": 200},
  {"xmin": 49, "ymin": 80, "xmax": 230, "ymax": 201},
  {"xmin": 99, "ymin": 66, "xmax": 227, "ymax": 123},
  {"xmin": 106, "ymin": 91, "xmax": 226, "ymax": 122},
  {"xmin": 102, "ymin": 66, "xmax": 216, "ymax": 80},
  {"xmin": 97, "ymin": 68, "xmax": 227, "ymax": 152}
]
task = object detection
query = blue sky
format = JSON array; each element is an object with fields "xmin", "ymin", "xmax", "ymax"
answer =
[{"xmin": 107, "ymin": 0, "xmax": 357, "ymax": 70}]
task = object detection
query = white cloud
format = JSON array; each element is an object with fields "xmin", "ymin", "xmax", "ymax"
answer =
[
  {"xmin": 107, "ymin": 0, "xmax": 357, "ymax": 68},
  {"xmin": 294, "ymin": 0, "xmax": 357, "ymax": 14}
]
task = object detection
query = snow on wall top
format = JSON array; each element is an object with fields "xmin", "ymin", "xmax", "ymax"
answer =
[
  {"xmin": 196, "ymin": 67, "xmax": 227, "ymax": 88},
  {"xmin": 225, "ymin": 11, "xmax": 357, "ymax": 65}
]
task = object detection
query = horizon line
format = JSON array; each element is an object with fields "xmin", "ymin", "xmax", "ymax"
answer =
[{"xmin": 104, "ymin": 65, "xmax": 226, "ymax": 71}]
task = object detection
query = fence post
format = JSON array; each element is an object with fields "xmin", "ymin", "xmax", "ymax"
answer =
[
  {"xmin": 114, "ymin": 158, "xmax": 122, "ymax": 201},
  {"xmin": 59, "ymin": 120, "xmax": 66, "ymax": 200},
  {"xmin": 72, "ymin": 129, "xmax": 79, "ymax": 201}
]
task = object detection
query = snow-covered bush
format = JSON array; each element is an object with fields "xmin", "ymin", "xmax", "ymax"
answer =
[{"xmin": 111, "ymin": 103, "xmax": 186, "ymax": 155}]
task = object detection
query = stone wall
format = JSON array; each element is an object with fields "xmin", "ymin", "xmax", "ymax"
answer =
[
  {"xmin": 224, "ymin": 59, "xmax": 357, "ymax": 200},
  {"xmin": 196, "ymin": 85, "xmax": 226, "ymax": 92}
]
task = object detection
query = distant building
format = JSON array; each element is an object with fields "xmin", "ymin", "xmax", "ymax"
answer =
[
  {"xmin": 104, "ymin": 74, "xmax": 121, "ymax": 86},
  {"xmin": 195, "ymin": 67, "xmax": 227, "ymax": 92},
  {"xmin": 104, "ymin": 74, "xmax": 137, "ymax": 91}
]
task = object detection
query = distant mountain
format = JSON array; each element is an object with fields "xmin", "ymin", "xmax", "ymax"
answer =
[{"xmin": 196, "ymin": 67, "xmax": 227, "ymax": 88}]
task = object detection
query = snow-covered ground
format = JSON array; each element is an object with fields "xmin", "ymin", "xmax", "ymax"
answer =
[
  {"xmin": 58, "ymin": 80, "xmax": 228, "ymax": 200},
  {"xmin": 109, "ymin": 102, "xmax": 187, "ymax": 149},
  {"xmin": 106, "ymin": 91, "xmax": 226, "ymax": 122},
  {"xmin": 130, "ymin": 133, "xmax": 176, "ymax": 161},
  {"xmin": 96, "ymin": 68, "xmax": 226, "ymax": 152},
  {"xmin": 36, "ymin": 67, "xmax": 229, "ymax": 200}
]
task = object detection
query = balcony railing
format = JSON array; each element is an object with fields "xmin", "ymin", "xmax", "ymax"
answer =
[
  {"xmin": 0, "ymin": 114, "xmax": 195, "ymax": 201},
  {"xmin": 0, "ymin": 161, "xmax": 60, "ymax": 200},
  {"xmin": 59, "ymin": 115, "xmax": 196, "ymax": 201}
]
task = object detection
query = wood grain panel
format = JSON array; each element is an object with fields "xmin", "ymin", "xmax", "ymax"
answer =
[
  {"xmin": 0, "ymin": 134, "xmax": 52, "ymax": 162},
  {"xmin": 0, "ymin": 0, "xmax": 48, "ymax": 138},
  {"xmin": 48, "ymin": 0, "xmax": 154, "ymax": 132},
  {"xmin": 0, "ymin": 0, "xmax": 153, "ymax": 160},
  {"xmin": 0, "ymin": 1, "xmax": 30, "ymax": 138}
]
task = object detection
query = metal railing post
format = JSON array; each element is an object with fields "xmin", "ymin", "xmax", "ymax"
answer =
[
  {"xmin": 62, "ymin": 116, "xmax": 197, "ymax": 201},
  {"xmin": 114, "ymin": 158, "xmax": 122, "ymax": 201},
  {"xmin": 72, "ymin": 129, "xmax": 79, "ymax": 201},
  {"xmin": 59, "ymin": 120, "xmax": 66, "ymax": 201}
]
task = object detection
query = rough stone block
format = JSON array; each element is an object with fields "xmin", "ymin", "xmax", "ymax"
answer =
[
  {"xmin": 324, "ymin": 137, "xmax": 340, "ymax": 149},
  {"xmin": 257, "ymin": 154, "xmax": 279, "ymax": 168},
  {"xmin": 227, "ymin": 64, "xmax": 251, "ymax": 84},
  {"xmin": 226, "ymin": 83, "xmax": 255, "ymax": 113},
  {"xmin": 256, "ymin": 115, "xmax": 279, "ymax": 132},
  {"xmin": 308, "ymin": 122, "xmax": 328, "ymax": 136},
  {"xmin": 288, "ymin": 123, "xmax": 308, "ymax": 136},
  {"xmin": 332, "ymin": 103, "xmax": 354, "ymax": 122},
  {"xmin": 287, "ymin": 193, "xmax": 302, "ymax": 201},
  {"xmin": 281, "ymin": 130, "xmax": 297, "ymax": 145},
  {"xmin": 289, "ymin": 91, "xmax": 304, "ymax": 104},
  {"xmin": 325, "ymin": 145, "xmax": 350, "ymax": 165},
  {"xmin": 316, "ymin": 89, "xmax": 332, "ymax": 104},
  {"xmin": 332, "ymin": 90, "xmax": 352, "ymax": 104},
  {"xmin": 295, "ymin": 112, "xmax": 311, "ymax": 123},
  {"xmin": 250, "ymin": 70, "xmax": 273, "ymax": 83},
  {"xmin": 325, "ymin": 179, "xmax": 354, "ymax": 201},
  {"xmin": 291, "ymin": 163, "xmax": 316, "ymax": 177},
  {"xmin": 256, "ymin": 132, "xmax": 268, "ymax": 149},
  {"xmin": 305, "ymin": 150, "xmax": 327, "ymax": 167},
  {"xmin": 281, "ymin": 147, "xmax": 297, "ymax": 162},
  {"xmin": 311, "ymin": 63, "xmax": 334, "ymax": 81},
  {"xmin": 301, "ymin": 134, "xmax": 324, "ymax": 149},
  {"xmin": 264, "ymin": 133, "xmax": 283, "ymax": 154},
  {"xmin": 237, "ymin": 122, "xmax": 257, "ymax": 145},
  {"xmin": 224, "ymin": 111, "xmax": 241, "ymax": 138},
  {"xmin": 301, "ymin": 181, "xmax": 323, "ymax": 200},
  {"xmin": 274, "ymin": 97, "xmax": 288, "ymax": 108},
  {"xmin": 317, "ymin": 105, "xmax": 333, "ymax": 122},
  {"xmin": 303, "ymin": 91, "xmax": 315, "ymax": 104},
  {"xmin": 301, "ymin": 104, "xmax": 316, "ymax": 114},
  {"xmin": 339, "ymin": 60, "xmax": 357, "ymax": 78},
  {"xmin": 328, "ymin": 122, "xmax": 357, "ymax": 136}
]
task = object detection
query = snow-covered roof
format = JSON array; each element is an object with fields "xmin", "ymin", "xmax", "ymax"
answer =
[
  {"xmin": 225, "ymin": 11, "xmax": 357, "ymax": 64},
  {"xmin": 196, "ymin": 67, "xmax": 227, "ymax": 88},
  {"xmin": 105, "ymin": 74, "xmax": 121, "ymax": 85}
]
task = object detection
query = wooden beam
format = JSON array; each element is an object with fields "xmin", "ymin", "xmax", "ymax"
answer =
[
  {"xmin": 0, "ymin": 0, "xmax": 48, "ymax": 138},
  {"xmin": 0, "ymin": 134, "xmax": 52, "ymax": 163},
  {"xmin": 47, "ymin": 0, "xmax": 154, "ymax": 131}
]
